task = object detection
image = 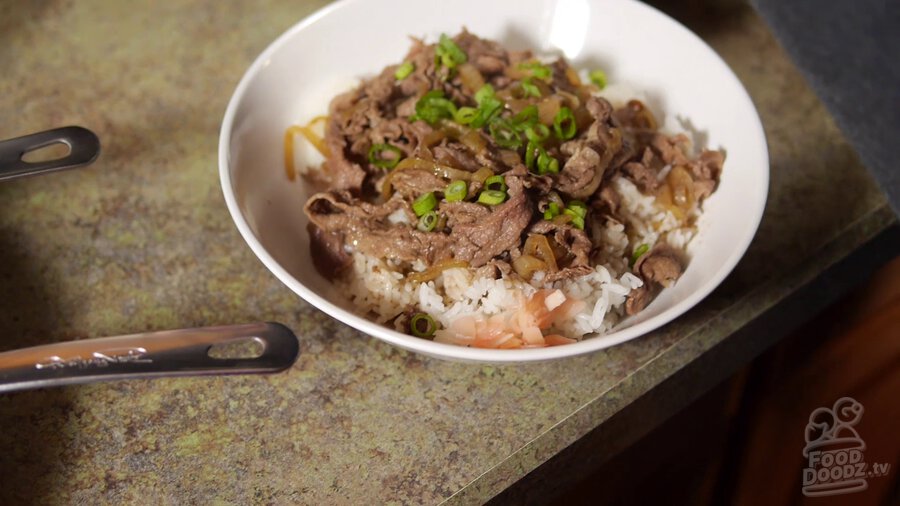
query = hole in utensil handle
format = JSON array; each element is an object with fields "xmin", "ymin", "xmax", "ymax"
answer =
[
  {"xmin": 20, "ymin": 141, "xmax": 73, "ymax": 163},
  {"xmin": 207, "ymin": 337, "xmax": 266, "ymax": 360}
]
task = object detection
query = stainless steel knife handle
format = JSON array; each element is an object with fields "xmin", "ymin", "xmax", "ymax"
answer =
[
  {"xmin": 0, "ymin": 322, "xmax": 300, "ymax": 393},
  {"xmin": 0, "ymin": 126, "xmax": 100, "ymax": 181}
]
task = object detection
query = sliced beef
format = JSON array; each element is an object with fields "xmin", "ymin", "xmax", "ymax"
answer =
[
  {"xmin": 307, "ymin": 223, "xmax": 351, "ymax": 281},
  {"xmin": 323, "ymin": 100, "xmax": 367, "ymax": 192},
  {"xmin": 555, "ymin": 96, "xmax": 625, "ymax": 199},
  {"xmin": 475, "ymin": 259, "xmax": 513, "ymax": 279},
  {"xmin": 620, "ymin": 147, "xmax": 664, "ymax": 192},
  {"xmin": 634, "ymin": 243, "xmax": 684, "ymax": 288},
  {"xmin": 625, "ymin": 285, "xmax": 652, "ymax": 315},
  {"xmin": 441, "ymin": 201, "xmax": 489, "ymax": 227},
  {"xmin": 433, "ymin": 142, "xmax": 482, "ymax": 172},
  {"xmin": 387, "ymin": 169, "xmax": 447, "ymax": 199},
  {"xmin": 557, "ymin": 144, "xmax": 604, "ymax": 199},
  {"xmin": 446, "ymin": 174, "xmax": 531, "ymax": 267},
  {"xmin": 593, "ymin": 185, "xmax": 621, "ymax": 215},
  {"xmin": 528, "ymin": 220, "xmax": 593, "ymax": 282},
  {"xmin": 353, "ymin": 227, "xmax": 453, "ymax": 264},
  {"xmin": 453, "ymin": 29, "xmax": 509, "ymax": 76},
  {"xmin": 689, "ymin": 149, "xmax": 724, "ymax": 201},
  {"xmin": 305, "ymin": 192, "xmax": 451, "ymax": 266}
]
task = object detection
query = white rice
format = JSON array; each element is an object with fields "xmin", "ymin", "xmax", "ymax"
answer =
[{"xmin": 334, "ymin": 175, "xmax": 699, "ymax": 342}]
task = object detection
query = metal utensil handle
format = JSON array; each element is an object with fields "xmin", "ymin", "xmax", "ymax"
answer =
[
  {"xmin": 0, "ymin": 126, "xmax": 100, "ymax": 181},
  {"xmin": 0, "ymin": 322, "xmax": 299, "ymax": 393}
]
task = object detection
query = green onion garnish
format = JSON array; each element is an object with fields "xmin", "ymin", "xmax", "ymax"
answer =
[
  {"xmin": 411, "ymin": 90, "xmax": 458, "ymax": 125},
  {"xmin": 417, "ymin": 210, "xmax": 439, "ymax": 232},
  {"xmin": 412, "ymin": 192, "xmax": 437, "ymax": 217},
  {"xmin": 474, "ymin": 84, "xmax": 495, "ymax": 104},
  {"xmin": 435, "ymin": 34, "xmax": 467, "ymax": 69},
  {"xmin": 525, "ymin": 141, "xmax": 540, "ymax": 172},
  {"xmin": 511, "ymin": 105, "xmax": 539, "ymax": 131},
  {"xmin": 445, "ymin": 180, "xmax": 467, "ymax": 202},
  {"xmin": 521, "ymin": 77, "xmax": 541, "ymax": 98},
  {"xmin": 477, "ymin": 189, "xmax": 507, "ymax": 206},
  {"xmin": 543, "ymin": 201, "xmax": 561, "ymax": 220},
  {"xmin": 563, "ymin": 208, "xmax": 585, "ymax": 230},
  {"xmin": 368, "ymin": 143, "xmax": 403, "ymax": 169},
  {"xmin": 488, "ymin": 118, "xmax": 522, "ymax": 149},
  {"xmin": 466, "ymin": 85, "xmax": 503, "ymax": 128},
  {"xmin": 589, "ymin": 69, "xmax": 607, "ymax": 89},
  {"xmin": 518, "ymin": 61, "xmax": 552, "ymax": 80},
  {"xmin": 630, "ymin": 243, "xmax": 650, "ymax": 267},
  {"xmin": 537, "ymin": 150, "xmax": 559, "ymax": 174},
  {"xmin": 483, "ymin": 174, "xmax": 507, "ymax": 193},
  {"xmin": 395, "ymin": 62, "xmax": 415, "ymax": 80},
  {"xmin": 566, "ymin": 200, "xmax": 588, "ymax": 218},
  {"xmin": 410, "ymin": 312, "xmax": 437, "ymax": 338},
  {"xmin": 553, "ymin": 107, "xmax": 577, "ymax": 140},
  {"xmin": 524, "ymin": 124, "xmax": 550, "ymax": 144},
  {"xmin": 454, "ymin": 106, "xmax": 479, "ymax": 125},
  {"xmin": 470, "ymin": 96, "xmax": 502, "ymax": 128}
]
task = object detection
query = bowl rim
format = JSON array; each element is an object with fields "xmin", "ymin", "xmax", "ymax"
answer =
[{"xmin": 218, "ymin": 0, "xmax": 769, "ymax": 362}]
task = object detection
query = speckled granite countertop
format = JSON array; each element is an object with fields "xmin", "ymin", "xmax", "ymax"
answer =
[{"xmin": 0, "ymin": 1, "xmax": 893, "ymax": 504}]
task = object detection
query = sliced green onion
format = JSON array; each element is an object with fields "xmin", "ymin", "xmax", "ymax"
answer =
[
  {"xmin": 454, "ymin": 106, "xmax": 479, "ymax": 125},
  {"xmin": 477, "ymin": 189, "xmax": 507, "ymax": 206},
  {"xmin": 566, "ymin": 200, "xmax": 588, "ymax": 218},
  {"xmin": 563, "ymin": 208, "xmax": 585, "ymax": 230},
  {"xmin": 589, "ymin": 69, "xmax": 607, "ymax": 89},
  {"xmin": 471, "ymin": 96, "xmax": 502, "ymax": 128},
  {"xmin": 518, "ymin": 61, "xmax": 552, "ymax": 80},
  {"xmin": 412, "ymin": 192, "xmax": 437, "ymax": 217},
  {"xmin": 630, "ymin": 243, "xmax": 650, "ymax": 267},
  {"xmin": 436, "ymin": 34, "xmax": 467, "ymax": 69},
  {"xmin": 412, "ymin": 90, "xmax": 458, "ymax": 125},
  {"xmin": 484, "ymin": 174, "xmax": 507, "ymax": 193},
  {"xmin": 445, "ymin": 180, "xmax": 467, "ymax": 202},
  {"xmin": 525, "ymin": 141, "xmax": 540, "ymax": 172},
  {"xmin": 537, "ymin": 150, "xmax": 559, "ymax": 174},
  {"xmin": 488, "ymin": 118, "xmax": 522, "ymax": 149},
  {"xmin": 521, "ymin": 77, "xmax": 541, "ymax": 98},
  {"xmin": 395, "ymin": 62, "xmax": 415, "ymax": 80},
  {"xmin": 474, "ymin": 84, "xmax": 495, "ymax": 104},
  {"xmin": 524, "ymin": 124, "xmax": 550, "ymax": 144},
  {"xmin": 511, "ymin": 105, "xmax": 539, "ymax": 131},
  {"xmin": 417, "ymin": 210, "xmax": 439, "ymax": 232},
  {"xmin": 543, "ymin": 201, "xmax": 561, "ymax": 220},
  {"xmin": 368, "ymin": 143, "xmax": 403, "ymax": 169},
  {"xmin": 553, "ymin": 107, "xmax": 577, "ymax": 140},
  {"xmin": 410, "ymin": 312, "xmax": 437, "ymax": 338}
]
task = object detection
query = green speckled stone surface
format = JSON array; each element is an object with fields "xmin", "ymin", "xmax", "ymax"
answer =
[{"xmin": 0, "ymin": 1, "xmax": 892, "ymax": 504}]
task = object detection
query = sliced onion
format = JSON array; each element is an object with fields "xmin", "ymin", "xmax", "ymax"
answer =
[
  {"xmin": 523, "ymin": 234, "xmax": 559, "ymax": 272},
  {"xmin": 407, "ymin": 259, "xmax": 469, "ymax": 284},
  {"xmin": 471, "ymin": 166, "xmax": 494, "ymax": 184},
  {"xmin": 537, "ymin": 96, "xmax": 562, "ymax": 125},
  {"xmin": 564, "ymin": 66, "xmax": 582, "ymax": 87},
  {"xmin": 512, "ymin": 254, "xmax": 548, "ymax": 281},
  {"xmin": 668, "ymin": 165, "xmax": 695, "ymax": 209},
  {"xmin": 284, "ymin": 116, "xmax": 330, "ymax": 180},
  {"xmin": 422, "ymin": 129, "xmax": 448, "ymax": 148},
  {"xmin": 457, "ymin": 63, "xmax": 485, "ymax": 94}
]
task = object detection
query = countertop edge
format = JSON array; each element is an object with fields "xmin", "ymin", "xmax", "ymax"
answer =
[{"xmin": 443, "ymin": 203, "xmax": 898, "ymax": 505}]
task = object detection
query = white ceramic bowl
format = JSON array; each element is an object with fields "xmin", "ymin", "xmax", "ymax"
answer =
[{"xmin": 219, "ymin": 0, "xmax": 768, "ymax": 362}]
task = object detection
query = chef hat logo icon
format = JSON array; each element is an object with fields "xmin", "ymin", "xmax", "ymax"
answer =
[{"xmin": 802, "ymin": 397, "xmax": 868, "ymax": 497}]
